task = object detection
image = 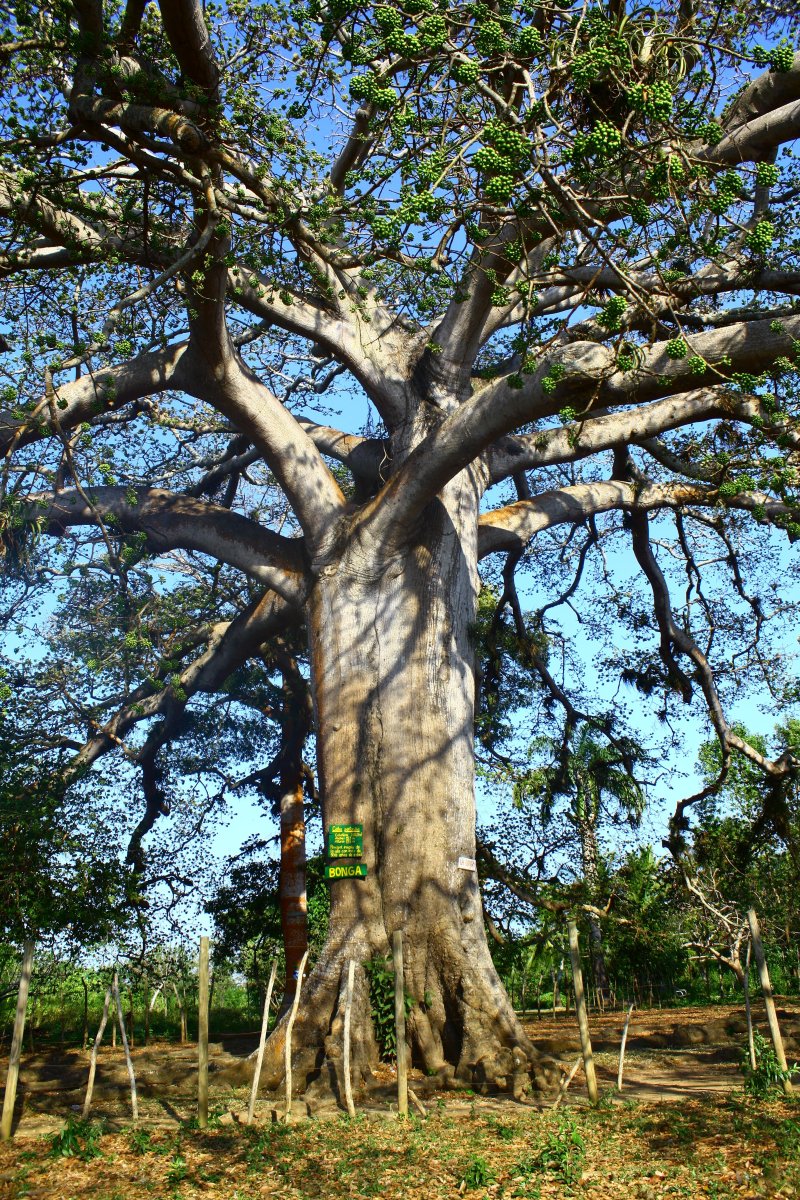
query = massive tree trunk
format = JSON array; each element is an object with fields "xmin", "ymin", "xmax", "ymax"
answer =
[{"xmin": 258, "ymin": 466, "xmax": 554, "ymax": 1101}]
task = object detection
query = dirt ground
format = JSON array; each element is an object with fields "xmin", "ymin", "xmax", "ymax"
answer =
[
  {"xmin": 2, "ymin": 1001, "xmax": 800, "ymax": 1132},
  {"xmin": 521, "ymin": 1001, "xmax": 800, "ymax": 1103},
  {"xmin": 1, "ymin": 1002, "xmax": 799, "ymax": 1199}
]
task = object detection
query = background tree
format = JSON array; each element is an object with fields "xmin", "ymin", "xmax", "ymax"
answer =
[
  {"xmin": 0, "ymin": 690, "xmax": 130, "ymax": 949},
  {"xmin": 511, "ymin": 723, "xmax": 646, "ymax": 992},
  {"xmin": 677, "ymin": 723, "xmax": 800, "ymax": 986}
]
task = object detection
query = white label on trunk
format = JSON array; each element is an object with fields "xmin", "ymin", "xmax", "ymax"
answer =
[{"xmin": 457, "ymin": 856, "xmax": 477, "ymax": 872}]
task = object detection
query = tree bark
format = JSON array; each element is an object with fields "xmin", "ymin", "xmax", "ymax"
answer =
[
  {"xmin": 256, "ymin": 468, "xmax": 555, "ymax": 1100},
  {"xmin": 275, "ymin": 660, "xmax": 310, "ymax": 1010},
  {"xmin": 279, "ymin": 781, "xmax": 308, "ymax": 1006},
  {"xmin": 577, "ymin": 819, "xmax": 610, "ymax": 998}
]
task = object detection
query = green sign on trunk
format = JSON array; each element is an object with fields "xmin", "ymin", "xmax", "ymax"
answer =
[
  {"xmin": 327, "ymin": 823, "xmax": 363, "ymax": 858},
  {"xmin": 324, "ymin": 862, "xmax": 368, "ymax": 880}
]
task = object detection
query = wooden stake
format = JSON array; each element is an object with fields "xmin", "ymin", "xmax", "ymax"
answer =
[
  {"xmin": 392, "ymin": 931, "xmax": 409, "ymax": 1117},
  {"xmin": 112, "ymin": 972, "xmax": 138, "ymax": 1122},
  {"xmin": 82, "ymin": 985, "xmax": 112, "ymax": 1120},
  {"xmin": 743, "ymin": 939, "xmax": 756, "ymax": 1073},
  {"xmin": 246, "ymin": 958, "xmax": 278, "ymax": 1125},
  {"xmin": 0, "ymin": 941, "xmax": 34, "ymax": 1141},
  {"xmin": 81, "ymin": 978, "xmax": 89, "ymax": 1051},
  {"xmin": 343, "ymin": 960, "xmax": 356, "ymax": 1118},
  {"xmin": 172, "ymin": 982, "xmax": 187, "ymax": 1043},
  {"xmin": 567, "ymin": 921, "xmax": 599, "ymax": 1105},
  {"xmin": 284, "ymin": 949, "xmax": 308, "ymax": 1123},
  {"xmin": 747, "ymin": 908, "xmax": 793, "ymax": 1097},
  {"xmin": 552, "ymin": 1057, "xmax": 582, "ymax": 1110},
  {"xmin": 198, "ymin": 936, "xmax": 210, "ymax": 1129},
  {"xmin": 617, "ymin": 1004, "xmax": 634, "ymax": 1091}
]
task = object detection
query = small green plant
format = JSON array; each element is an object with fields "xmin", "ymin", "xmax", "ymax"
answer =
[
  {"xmin": 460, "ymin": 1154, "xmax": 495, "ymax": 1189},
  {"xmin": 128, "ymin": 1125, "xmax": 153, "ymax": 1154},
  {"xmin": 490, "ymin": 1119, "xmax": 518, "ymax": 1141},
  {"xmin": 168, "ymin": 1153, "xmax": 189, "ymax": 1184},
  {"xmin": 180, "ymin": 1105, "xmax": 223, "ymax": 1131},
  {"xmin": 740, "ymin": 1030, "xmax": 797, "ymax": 1098},
  {"xmin": 533, "ymin": 1112, "xmax": 586, "ymax": 1184},
  {"xmin": 364, "ymin": 954, "xmax": 414, "ymax": 1058},
  {"xmin": 49, "ymin": 1114, "xmax": 104, "ymax": 1162}
]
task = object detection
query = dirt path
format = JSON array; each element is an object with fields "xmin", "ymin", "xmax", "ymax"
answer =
[{"xmin": 522, "ymin": 1001, "xmax": 800, "ymax": 1104}]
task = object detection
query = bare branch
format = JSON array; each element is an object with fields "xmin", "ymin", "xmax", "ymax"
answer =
[
  {"xmin": 722, "ymin": 54, "xmax": 800, "ymax": 135},
  {"xmin": 70, "ymin": 588, "xmax": 301, "ymax": 777}
]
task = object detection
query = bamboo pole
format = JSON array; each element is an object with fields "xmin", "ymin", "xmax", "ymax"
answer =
[
  {"xmin": 284, "ymin": 949, "xmax": 308, "ymax": 1123},
  {"xmin": 112, "ymin": 973, "xmax": 138, "ymax": 1122},
  {"xmin": 343, "ymin": 960, "xmax": 356, "ymax": 1118},
  {"xmin": 747, "ymin": 908, "xmax": 793, "ymax": 1097},
  {"xmin": 567, "ymin": 921, "xmax": 599, "ymax": 1105},
  {"xmin": 198, "ymin": 936, "xmax": 210, "ymax": 1129},
  {"xmin": 246, "ymin": 958, "xmax": 278, "ymax": 1125},
  {"xmin": 392, "ymin": 931, "xmax": 408, "ymax": 1117},
  {"xmin": 617, "ymin": 1004, "xmax": 635, "ymax": 1091},
  {"xmin": 82, "ymin": 985, "xmax": 112, "ymax": 1120},
  {"xmin": 1, "ymin": 941, "xmax": 35, "ymax": 1141},
  {"xmin": 743, "ymin": 940, "xmax": 756, "ymax": 1073}
]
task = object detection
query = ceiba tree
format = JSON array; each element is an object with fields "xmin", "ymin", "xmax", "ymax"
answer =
[{"xmin": 2, "ymin": 0, "xmax": 800, "ymax": 1096}]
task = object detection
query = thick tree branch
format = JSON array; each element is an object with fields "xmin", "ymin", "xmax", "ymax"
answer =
[
  {"xmin": 722, "ymin": 54, "xmax": 800, "ymax": 135},
  {"xmin": 117, "ymin": 0, "xmax": 148, "ymax": 53},
  {"xmin": 68, "ymin": 88, "xmax": 208, "ymax": 152},
  {"xmin": 296, "ymin": 421, "xmax": 390, "ymax": 486},
  {"xmin": 231, "ymin": 273, "xmax": 412, "ymax": 427},
  {"xmin": 0, "ymin": 171, "xmax": 123, "ymax": 257},
  {"xmin": 707, "ymin": 99, "xmax": 800, "ymax": 167},
  {"xmin": 157, "ymin": 0, "xmax": 220, "ymax": 98},
  {"xmin": 181, "ymin": 339, "xmax": 347, "ymax": 550},
  {"xmin": 30, "ymin": 486, "xmax": 308, "ymax": 604},
  {"xmin": 365, "ymin": 310, "xmax": 800, "ymax": 552},
  {"xmin": 486, "ymin": 387, "xmax": 771, "ymax": 482},
  {"xmin": 477, "ymin": 480, "xmax": 796, "ymax": 557},
  {"xmin": 0, "ymin": 342, "xmax": 192, "ymax": 456}
]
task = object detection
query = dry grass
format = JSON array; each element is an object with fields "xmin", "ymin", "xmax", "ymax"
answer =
[{"xmin": 0, "ymin": 1093, "xmax": 799, "ymax": 1199}]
